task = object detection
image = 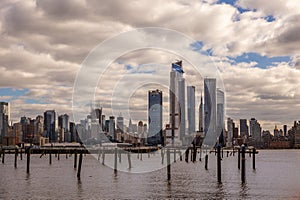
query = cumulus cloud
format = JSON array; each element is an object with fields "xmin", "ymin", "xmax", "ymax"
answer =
[{"xmin": 0, "ymin": 0, "xmax": 299, "ymax": 131}]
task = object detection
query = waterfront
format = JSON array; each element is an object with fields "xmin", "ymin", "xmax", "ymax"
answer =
[{"xmin": 1, "ymin": 150, "xmax": 300, "ymax": 199}]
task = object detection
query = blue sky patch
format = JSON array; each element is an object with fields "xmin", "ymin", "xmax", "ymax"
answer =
[
  {"xmin": 0, "ymin": 88, "xmax": 29, "ymax": 99},
  {"xmin": 190, "ymin": 41, "xmax": 204, "ymax": 51},
  {"xmin": 265, "ymin": 15, "xmax": 275, "ymax": 22},
  {"xmin": 229, "ymin": 52, "xmax": 291, "ymax": 68}
]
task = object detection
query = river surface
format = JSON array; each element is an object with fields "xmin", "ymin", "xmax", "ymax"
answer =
[{"xmin": 1, "ymin": 149, "xmax": 300, "ymax": 199}]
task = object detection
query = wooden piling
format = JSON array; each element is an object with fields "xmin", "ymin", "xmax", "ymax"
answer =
[
  {"xmin": 26, "ymin": 148, "xmax": 30, "ymax": 174},
  {"xmin": 20, "ymin": 149, "xmax": 23, "ymax": 160},
  {"xmin": 167, "ymin": 148, "xmax": 171, "ymax": 181},
  {"xmin": 14, "ymin": 148, "xmax": 18, "ymax": 168},
  {"xmin": 238, "ymin": 148, "xmax": 241, "ymax": 170},
  {"xmin": 217, "ymin": 145, "xmax": 221, "ymax": 183},
  {"xmin": 2, "ymin": 151, "xmax": 4, "ymax": 164},
  {"xmin": 102, "ymin": 150, "xmax": 105, "ymax": 165},
  {"xmin": 77, "ymin": 151, "xmax": 83, "ymax": 179},
  {"xmin": 49, "ymin": 150, "xmax": 52, "ymax": 165},
  {"xmin": 114, "ymin": 148, "xmax": 117, "ymax": 173},
  {"xmin": 74, "ymin": 151, "xmax": 77, "ymax": 169},
  {"xmin": 252, "ymin": 148, "xmax": 256, "ymax": 170},
  {"xmin": 57, "ymin": 151, "xmax": 60, "ymax": 160},
  {"xmin": 174, "ymin": 149, "xmax": 176, "ymax": 163},
  {"xmin": 119, "ymin": 150, "xmax": 122, "ymax": 163},
  {"xmin": 161, "ymin": 149, "xmax": 164, "ymax": 165},
  {"xmin": 241, "ymin": 145, "xmax": 246, "ymax": 183},
  {"xmin": 221, "ymin": 148, "xmax": 224, "ymax": 158},
  {"xmin": 205, "ymin": 154, "xmax": 208, "ymax": 170},
  {"xmin": 227, "ymin": 151, "xmax": 229, "ymax": 157},
  {"xmin": 185, "ymin": 149, "xmax": 189, "ymax": 163},
  {"xmin": 127, "ymin": 151, "xmax": 131, "ymax": 169},
  {"xmin": 179, "ymin": 150, "xmax": 182, "ymax": 161}
]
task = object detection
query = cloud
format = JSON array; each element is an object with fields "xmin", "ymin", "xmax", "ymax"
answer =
[{"xmin": 0, "ymin": 0, "xmax": 299, "ymax": 132}]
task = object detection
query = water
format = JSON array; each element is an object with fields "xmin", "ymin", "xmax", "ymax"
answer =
[{"xmin": 1, "ymin": 150, "xmax": 300, "ymax": 199}]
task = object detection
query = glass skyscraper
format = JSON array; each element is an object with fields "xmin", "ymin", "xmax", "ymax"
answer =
[{"xmin": 148, "ymin": 89, "xmax": 163, "ymax": 145}]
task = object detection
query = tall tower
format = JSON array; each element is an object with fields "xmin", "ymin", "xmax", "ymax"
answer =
[
  {"xmin": 148, "ymin": 89, "xmax": 163, "ymax": 145},
  {"xmin": 187, "ymin": 86, "xmax": 195, "ymax": 134},
  {"xmin": 58, "ymin": 114, "xmax": 69, "ymax": 142},
  {"xmin": 117, "ymin": 115, "xmax": 124, "ymax": 133},
  {"xmin": 204, "ymin": 78, "xmax": 217, "ymax": 146},
  {"xmin": 240, "ymin": 119, "xmax": 249, "ymax": 138},
  {"xmin": 199, "ymin": 92, "xmax": 204, "ymax": 132},
  {"xmin": 0, "ymin": 102, "xmax": 9, "ymax": 144},
  {"xmin": 169, "ymin": 60, "xmax": 185, "ymax": 144},
  {"xmin": 217, "ymin": 89, "xmax": 225, "ymax": 144},
  {"xmin": 109, "ymin": 116, "xmax": 115, "ymax": 140},
  {"xmin": 44, "ymin": 110, "xmax": 56, "ymax": 143}
]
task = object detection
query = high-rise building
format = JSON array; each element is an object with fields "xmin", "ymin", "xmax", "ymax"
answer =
[
  {"xmin": 34, "ymin": 115, "xmax": 44, "ymax": 144},
  {"xmin": 70, "ymin": 122, "xmax": 77, "ymax": 142},
  {"xmin": 199, "ymin": 93, "xmax": 204, "ymax": 132},
  {"xmin": 204, "ymin": 78, "xmax": 217, "ymax": 146},
  {"xmin": 0, "ymin": 102, "xmax": 10, "ymax": 144},
  {"xmin": 283, "ymin": 125, "xmax": 287, "ymax": 137},
  {"xmin": 117, "ymin": 116, "xmax": 124, "ymax": 133},
  {"xmin": 240, "ymin": 119, "xmax": 249, "ymax": 138},
  {"xmin": 109, "ymin": 116, "xmax": 115, "ymax": 140},
  {"xmin": 148, "ymin": 89, "xmax": 163, "ymax": 145},
  {"xmin": 58, "ymin": 114, "xmax": 69, "ymax": 142},
  {"xmin": 249, "ymin": 118, "xmax": 262, "ymax": 147},
  {"xmin": 44, "ymin": 110, "xmax": 56, "ymax": 143},
  {"xmin": 169, "ymin": 61, "xmax": 185, "ymax": 144},
  {"xmin": 217, "ymin": 89, "xmax": 225, "ymax": 141},
  {"xmin": 227, "ymin": 118, "xmax": 233, "ymax": 146},
  {"xmin": 187, "ymin": 86, "xmax": 195, "ymax": 134}
]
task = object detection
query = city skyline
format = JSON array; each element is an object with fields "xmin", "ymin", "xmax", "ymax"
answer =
[{"xmin": 0, "ymin": 0, "xmax": 300, "ymax": 132}]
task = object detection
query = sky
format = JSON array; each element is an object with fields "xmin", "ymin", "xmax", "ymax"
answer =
[{"xmin": 0, "ymin": 0, "xmax": 300, "ymax": 132}]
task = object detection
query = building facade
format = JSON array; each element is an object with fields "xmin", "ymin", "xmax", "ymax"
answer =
[{"xmin": 187, "ymin": 86, "xmax": 195, "ymax": 134}]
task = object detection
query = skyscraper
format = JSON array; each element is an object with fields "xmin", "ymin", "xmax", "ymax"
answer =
[
  {"xmin": 169, "ymin": 60, "xmax": 185, "ymax": 144},
  {"xmin": 199, "ymin": 93, "xmax": 204, "ymax": 132},
  {"xmin": 204, "ymin": 78, "xmax": 217, "ymax": 146},
  {"xmin": 148, "ymin": 89, "xmax": 163, "ymax": 145},
  {"xmin": 58, "ymin": 114, "xmax": 69, "ymax": 142},
  {"xmin": 109, "ymin": 116, "xmax": 115, "ymax": 140},
  {"xmin": 240, "ymin": 119, "xmax": 249, "ymax": 138},
  {"xmin": 227, "ymin": 118, "xmax": 234, "ymax": 146},
  {"xmin": 117, "ymin": 116, "xmax": 124, "ymax": 133},
  {"xmin": 187, "ymin": 86, "xmax": 195, "ymax": 134},
  {"xmin": 44, "ymin": 110, "xmax": 56, "ymax": 143},
  {"xmin": 0, "ymin": 102, "xmax": 10, "ymax": 144},
  {"xmin": 217, "ymin": 89, "xmax": 225, "ymax": 142},
  {"xmin": 250, "ymin": 118, "xmax": 262, "ymax": 147}
]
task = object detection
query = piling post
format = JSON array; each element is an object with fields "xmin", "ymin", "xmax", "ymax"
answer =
[
  {"xmin": 119, "ymin": 150, "xmax": 122, "ymax": 163},
  {"xmin": 193, "ymin": 145, "xmax": 197, "ymax": 162},
  {"xmin": 185, "ymin": 149, "xmax": 189, "ymax": 163},
  {"xmin": 2, "ymin": 150, "xmax": 4, "ymax": 164},
  {"xmin": 238, "ymin": 148, "xmax": 241, "ymax": 170},
  {"xmin": 167, "ymin": 148, "xmax": 171, "ymax": 181},
  {"xmin": 174, "ymin": 149, "xmax": 176, "ymax": 163},
  {"xmin": 26, "ymin": 148, "xmax": 31, "ymax": 174},
  {"xmin": 20, "ymin": 148, "xmax": 23, "ymax": 160},
  {"xmin": 217, "ymin": 145, "xmax": 222, "ymax": 183},
  {"xmin": 221, "ymin": 148, "xmax": 224, "ymax": 159},
  {"xmin": 77, "ymin": 150, "xmax": 83, "ymax": 179},
  {"xmin": 227, "ymin": 151, "xmax": 229, "ymax": 157},
  {"xmin": 102, "ymin": 149, "xmax": 105, "ymax": 165},
  {"xmin": 161, "ymin": 149, "xmax": 164, "ymax": 164},
  {"xmin": 252, "ymin": 148, "xmax": 256, "ymax": 170},
  {"xmin": 14, "ymin": 148, "xmax": 18, "ymax": 168},
  {"xmin": 241, "ymin": 145, "xmax": 246, "ymax": 183},
  {"xmin": 179, "ymin": 150, "xmax": 182, "ymax": 161},
  {"xmin": 74, "ymin": 151, "xmax": 77, "ymax": 169},
  {"xmin": 57, "ymin": 150, "xmax": 60, "ymax": 160},
  {"xmin": 199, "ymin": 148, "xmax": 202, "ymax": 161},
  {"xmin": 205, "ymin": 154, "xmax": 208, "ymax": 170},
  {"xmin": 114, "ymin": 148, "xmax": 117, "ymax": 173},
  {"xmin": 127, "ymin": 151, "xmax": 131, "ymax": 169}
]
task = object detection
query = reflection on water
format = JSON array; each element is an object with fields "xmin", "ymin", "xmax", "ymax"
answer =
[{"xmin": 1, "ymin": 150, "xmax": 300, "ymax": 199}]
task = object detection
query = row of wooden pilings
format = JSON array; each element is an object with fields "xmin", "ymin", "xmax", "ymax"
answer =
[{"xmin": 1, "ymin": 145, "xmax": 258, "ymax": 183}]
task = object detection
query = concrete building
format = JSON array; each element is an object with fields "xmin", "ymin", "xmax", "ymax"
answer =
[
  {"xmin": 109, "ymin": 116, "xmax": 115, "ymax": 140},
  {"xmin": 187, "ymin": 86, "xmax": 195, "ymax": 134},
  {"xmin": 58, "ymin": 114, "xmax": 69, "ymax": 142},
  {"xmin": 199, "ymin": 93, "xmax": 204, "ymax": 132},
  {"xmin": 227, "ymin": 118, "xmax": 233, "ymax": 146},
  {"xmin": 117, "ymin": 116, "xmax": 124, "ymax": 133},
  {"xmin": 249, "ymin": 118, "xmax": 262, "ymax": 147}
]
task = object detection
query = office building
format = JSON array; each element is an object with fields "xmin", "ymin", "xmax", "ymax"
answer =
[
  {"xmin": 0, "ymin": 102, "xmax": 10, "ymax": 144},
  {"xmin": 240, "ymin": 119, "xmax": 249, "ymax": 138},
  {"xmin": 217, "ymin": 89, "xmax": 225, "ymax": 143},
  {"xmin": 109, "ymin": 116, "xmax": 115, "ymax": 140},
  {"xmin": 44, "ymin": 110, "xmax": 56, "ymax": 142},
  {"xmin": 148, "ymin": 89, "xmax": 163, "ymax": 145},
  {"xmin": 204, "ymin": 78, "xmax": 217, "ymax": 146},
  {"xmin": 199, "ymin": 93, "xmax": 204, "ymax": 132},
  {"xmin": 187, "ymin": 86, "xmax": 195, "ymax": 134}
]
